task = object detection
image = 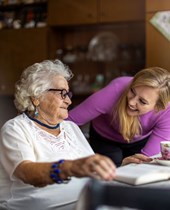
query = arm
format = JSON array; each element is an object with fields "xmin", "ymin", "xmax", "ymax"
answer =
[
  {"xmin": 141, "ymin": 108, "xmax": 170, "ymax": 156},
  {"xmin": 14, "ymin": 154, "xmax": 116, "ymax": 187},
  {"xmin": 0, "ymin": 118, "xmax": 116, "ymax": 187},
  {"xmin": 68, "ymin": 91, "xmax": 110, "ymax": 125},
  {"xmin": 68, "ymin": 78, "xmax": 126, "ymax": 125}
]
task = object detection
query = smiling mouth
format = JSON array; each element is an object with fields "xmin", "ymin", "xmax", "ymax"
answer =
[
  {"xmin": 61, "ymin": 107, "xmax": 68, "ymax": 110},
  {"xmin": 128, "ymin": 105, "xmax": 138, "ymax": 112}
]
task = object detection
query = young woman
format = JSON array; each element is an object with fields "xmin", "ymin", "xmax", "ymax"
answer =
[{"xmin": 68, "ymin": 67, "xmax": 170, "ymax": 166}]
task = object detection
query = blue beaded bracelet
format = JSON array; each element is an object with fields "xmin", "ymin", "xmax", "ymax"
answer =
[{"xmin": 50, "ymin": 159, "xmax": 71, "ymax": 184}]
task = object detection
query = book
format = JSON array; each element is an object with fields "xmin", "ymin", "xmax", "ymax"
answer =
[{"xmin": 115, "ymin": 163, "xmax": 170, "ymax": 185}]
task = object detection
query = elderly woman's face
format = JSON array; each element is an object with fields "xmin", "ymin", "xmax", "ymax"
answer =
[{"xmin": 38, "ymin": 75, "xmax": 72, "ymax": 124}]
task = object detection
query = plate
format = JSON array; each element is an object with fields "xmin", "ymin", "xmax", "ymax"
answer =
[
  {"xmin": 88, "ymin": 32, "xmax": 119, "ymax": 61},
  {"xmin": 155, "ymin": 158, "xmax": 170, "ymax": 166}
]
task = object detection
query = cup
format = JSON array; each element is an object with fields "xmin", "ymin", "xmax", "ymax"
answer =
[{"xmin": 160, "ymin": 141, "xmax": 170, "ymax": 160}]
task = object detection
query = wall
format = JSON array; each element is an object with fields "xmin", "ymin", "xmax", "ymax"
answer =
[{"xmin": 0, "ymin": 96, "xmax": 17, "ymax": 128}]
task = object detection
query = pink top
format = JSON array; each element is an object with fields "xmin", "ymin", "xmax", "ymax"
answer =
[{"xmin": 68, "ymin": 76, "xmax": 170, "ymax": 156}]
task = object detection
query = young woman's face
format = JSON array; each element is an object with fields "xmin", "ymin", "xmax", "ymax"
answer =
[
  {"xmin": 38, "ymin": 75, "xmax": 72, "ymax": 124},
  {"xmin": 126, "ymin": 86, "xmax": 159, "ymax": 116}
]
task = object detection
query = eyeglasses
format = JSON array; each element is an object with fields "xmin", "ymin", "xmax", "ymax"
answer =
[{"xmin": 48, "ymin": 89, "xmax": 73, "ymax": 99}]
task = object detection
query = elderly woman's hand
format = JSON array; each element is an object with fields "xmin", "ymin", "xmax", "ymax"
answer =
[
  {"xmin": 121, "ymin": 154, "xmax": 152, "ymax": 166},
  {"xmin": 62, "ymin": 154, "xmax": 116, "ymax": 181},
  {"xmin": 14, "ymin": 154, "xmax": 116, "ymax": 187}
]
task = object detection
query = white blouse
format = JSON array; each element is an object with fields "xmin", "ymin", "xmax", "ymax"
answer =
[{"xmin": 0, "ymin": 113, "xmax": 94, "ymax": 210}]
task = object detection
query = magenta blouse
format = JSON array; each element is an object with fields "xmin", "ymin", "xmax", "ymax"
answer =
[{"xmin": 68, "ymin": 76, "xmax": 170, "ymax": 156}]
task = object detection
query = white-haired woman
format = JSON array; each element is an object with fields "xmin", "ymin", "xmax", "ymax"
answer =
[{"xmin": 0, "ymin": 60, "xmax": 116, "ymax": 210}]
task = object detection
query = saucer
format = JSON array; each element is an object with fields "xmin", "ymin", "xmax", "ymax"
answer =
[{"xmin": 155, "ymin": 158, "xmax": 170, "ymax": 166}]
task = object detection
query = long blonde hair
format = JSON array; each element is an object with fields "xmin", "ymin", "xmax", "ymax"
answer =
[{"xmin": 112, "ymin": 67, "xmax": 170, "ymax": 142}]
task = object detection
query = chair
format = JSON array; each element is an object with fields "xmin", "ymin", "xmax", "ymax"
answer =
[{"xmin": 80, "ymin": 179, "xmax": 170, "ymax": 210}]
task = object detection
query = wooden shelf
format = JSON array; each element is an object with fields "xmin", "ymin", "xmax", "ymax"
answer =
[
  {"xmin": 0, "ymin": 1, "xmax": 47, "ymax": 12},
  {"xmin": 0, "ymin": 0, "xmax": 146, "ymax": 96},
  {"xmin": 48, "ymin": 0, "xmax": 145, "ymax": 26},
  {"xmin": 0, "ymin": 27, "xmax": 48, "ymax": 95}
]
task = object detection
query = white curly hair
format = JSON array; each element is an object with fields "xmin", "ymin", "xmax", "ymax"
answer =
[{"xmin": 14, "ymin": 59, "xmax": 73, "ymax": 113}]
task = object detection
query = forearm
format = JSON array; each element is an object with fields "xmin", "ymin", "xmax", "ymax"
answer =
[
  {"xmin": 14, "ymin": 160, "xmax": 72, "ymax": 187},
  {"xmin": 141, "ymin": 135, "xmax": 163, "ymax": 156},
  {"xmin": 14, "ymin": 159, "xmax": 83, "ymax": 187},
  {"xmin": 14, "ymin": 154, "xmax": 116, "ymax": 187}
]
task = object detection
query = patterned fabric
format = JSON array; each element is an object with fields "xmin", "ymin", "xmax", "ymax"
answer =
[{"xmin": 0, "ymin": 113, "xmax": 94, "ymax": 210}]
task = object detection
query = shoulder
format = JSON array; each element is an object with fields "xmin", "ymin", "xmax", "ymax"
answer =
[
  {"xmin": 1, "ymin": 114, "xmax": 23, "ymax": 127},
  {"xmin": 108, "ymin": 76, "xmax": 133, "ymax": 87},
  {"xmin": 1, "ymin": 114, "xmax": 28, "ymax": 133},
  {"xmin": 97, "ymin": 76, "xmax": 132, "ymax": 98},
  {"xmin": 100, "ymin": 76, "xmax": 132, "ymax": 93},
  {"xmin": 61, "ymin": 120, "xmax": 81, "ymax": 131},
  {"xmin": 159, "ymin": 103, "xmax": 170, "ymax": 117},
  {"xmin": 145, "ymin": 104, "xmax": 170, "ymax": 125},
  {"xmin": 92, "ymin": 76, "xmax": 133, "ymax": 94}
]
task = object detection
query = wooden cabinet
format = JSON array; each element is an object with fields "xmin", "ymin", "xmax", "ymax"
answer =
[
  {"xmin": 0, "ymin": 28, "xmax": 48, "ymax": 95},
  {"xmin": 0, "ymin": 0, "xmax": 169, "ymax": 104},
  {"xmin": 48, "ymin": 0, "xmax": 98, "ymax": 26},
  {"xmin": 0, "ymin": 1, "xmax": 49, "ymax": 95},
  {"xmin": 0, "ymin": 0, "xmax": 146, "ymax": 97},
  {"xmin": 100, "ymin": 0, "xmax": 145, "ymax": 23},
  {"xmin": 47, "ymin": 0, "xmax": 145, "ymax": 95},
  {"xmin": 146, "ymin": 0, "xmax": 170, "ymax": 69},
  {"xmin": 48, "ymin": 0, "xmax": 145, "ymax": 26},
  {"xmin": 146, "ymin": 0, "xmax": 170, "ymax": 12}
]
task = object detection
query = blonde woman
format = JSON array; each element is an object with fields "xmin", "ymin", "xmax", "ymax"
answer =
[{"xmin": 68, "ymin": 67, "xmax": 170, "ymax": 166}]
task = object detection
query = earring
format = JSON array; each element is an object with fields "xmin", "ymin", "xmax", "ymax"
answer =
[{"xmin": 34, "ymin": 106, "xmax": 39, "ymax": 117}]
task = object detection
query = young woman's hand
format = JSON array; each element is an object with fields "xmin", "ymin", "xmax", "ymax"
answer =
[{"xmin": 121, "ymin": 154, "xmax": 152, "ymax": 166}]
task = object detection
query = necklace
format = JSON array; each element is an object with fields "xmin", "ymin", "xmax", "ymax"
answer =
[{"xmin": 25, "ymin": 112, "xmax": 60, "ymax": 129}]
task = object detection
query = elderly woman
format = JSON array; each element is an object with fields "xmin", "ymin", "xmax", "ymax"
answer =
[{"xmin": 0, "ymin": 60, "xmax": 116, "ymax": 210}]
